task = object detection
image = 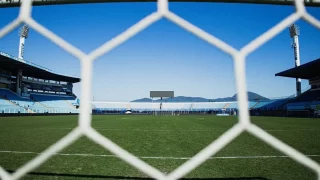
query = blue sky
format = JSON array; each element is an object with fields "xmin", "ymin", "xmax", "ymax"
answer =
[{"xmin": 0, "ymin": 2, "xmax": 319, "ymax": 101}]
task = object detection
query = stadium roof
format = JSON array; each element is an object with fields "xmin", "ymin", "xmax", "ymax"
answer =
[
  {"xmin": 275, "ymin": 58, "xmax": 320, "ymax": 80},
  {"xmin": 0, "ymin": 51, "xmax": 80, "ymax": 83}
]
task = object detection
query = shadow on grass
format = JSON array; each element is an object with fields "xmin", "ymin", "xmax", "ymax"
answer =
[{"xmin": 7, "ymin": 169, "xmax": 269, "ymax": 180}]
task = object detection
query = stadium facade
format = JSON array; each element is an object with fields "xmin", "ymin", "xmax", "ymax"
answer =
[
  {"xmin": 0, "ymin": 51, "xmax": 80, "ymax": 114},
  {"xmin": 275, "ymin": 58, "xmax": 320, "ymax": 117}
]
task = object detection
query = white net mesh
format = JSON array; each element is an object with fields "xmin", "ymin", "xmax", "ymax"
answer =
[{"xmin": 0, "ymin": 0, "xmax": 320, "ymax": 179}]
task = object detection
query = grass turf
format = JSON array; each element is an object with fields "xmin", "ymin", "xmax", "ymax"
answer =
[{"xmin": 0, "ymin": 115, "xmax": 319, "ymax": 180}]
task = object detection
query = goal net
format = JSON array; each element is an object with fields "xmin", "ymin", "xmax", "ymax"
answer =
[{"xmin": 0, "ymin": 0, "xmax": 319, "ymax": 180}]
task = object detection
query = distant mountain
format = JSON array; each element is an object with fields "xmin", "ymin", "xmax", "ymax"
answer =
[
  {"xmin": 234, "ymin": 92, "xmax": 270, "ymax": 101},
  {"xmin": 131, "ymin": 98, "xmax": 153, "ymax": 102},
  {"xmin": 131, "ymin": 96, "xmax": 208, "ymax": 102},
  {"xmin": 131, "ymin": 92, "xmax": 269, "ymax": 102},
  {"xmin": 211, "ymin": 92, "xmax": 269, "ymax": 102}
]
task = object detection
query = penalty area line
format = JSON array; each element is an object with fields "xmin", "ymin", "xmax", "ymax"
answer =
[{"xmin": 0, "ymin": 150, "xmax": 320, "ymax": 160}]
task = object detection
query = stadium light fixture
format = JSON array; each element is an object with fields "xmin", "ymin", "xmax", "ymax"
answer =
[
  {"xmin": 19, "ymin": 24, "xmax": 30, "ymax": 38},
  {"xmin": 289, "ymin": 24, "xmax": 301, "ymax": 97},
  {"xmin": 18, "ymin": 24, "xmax": 29, "ymax": 60},
  {"xmin": 289, "ymin": 24, "xmax": 300, "ymax": 38}
]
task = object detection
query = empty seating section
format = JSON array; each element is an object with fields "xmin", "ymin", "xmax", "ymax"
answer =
[
  {"xmin": 1, "ymin": 90, "xmax": 50, "ymax": 113},
  {"xmin": 227, "ymin": 102, "xmax": 238, "ymax": 109},
  {"xmin": 162, "ymin": 103, "xmax": 192, "ymax": 111},
  {"xmin": 252, "ymin": 101, "xmax": 274, "ymax": 109},
  {"xmin": 250, "ymin": 98, "xmax": 292, "ymax": 110},
  {"xmin": 284, "ymin": 90, "xmax": 320, "ymax": 111},
  {"xmin": 262, "ymin": 99, "xmax": 288, "ymax": 109},
  {"xmin": 4, "ymin": 86, "xmax": 302, "ymax": 114},
  {"xmin": 287, "ymin": 100, "xmax": 320, "ymax": 110},
  {"xmin": 227, "ymin": 102, "xmax": 256, "ymax": 110},
  {"xmin": 31, "ymin": 93, "xmax": 78, "ymax": 113},
  {"xmin": 291, "ymin": 89, "xmax": 320, "ymax": 103},
  {"xmin": 0, "ymin": 98, "xmax": 25, "ymax": 113},
  {"xmin": 0, "ymin": 89, "xmax": 29, "ymax": 113},
  {"xmin": 0, "ymin": 88, "xmax": 78, "ymax": 113},
  {"xmin": 93, "ymin": 102, "xmax": 129, "ymax": 111},
  {"xmin": 249, "ymin": 102, "xmax": 257, "ymax": 108},
  {"xmin": 93, "ymin": 102, "xmax": 173, "ymax": 112},
  {"xmin": 192, "ymin": 102, "xmax": 225, "ymax": 111},
  {"xmin": 286, "ymin": 102, "xmax": 306, "ymax": 110},
  {"xmin": 93, "ymin": 101, "xmax": 263, "ymax": 114},
  {"xmin": 130, "ymin": 103, "xmax": 158, "ymax": 111},
  {"xmin": 0, "ymin": 89, "xmax": 31, "ymax": 107}
]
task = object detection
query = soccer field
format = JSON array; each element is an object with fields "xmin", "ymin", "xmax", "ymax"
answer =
[{"xmin": 0, "ymin": 115, "xmax": 319, "ymax": 180}]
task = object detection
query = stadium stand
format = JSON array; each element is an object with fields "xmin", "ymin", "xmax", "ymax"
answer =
[
  {"xmin": 30, "ymin": 93, "xmax": 78, "ymax": 113},
  {"xmin": 93, "ymin": 101, "xmax": 258, "ymax": 115},
  {"xmin": 3, "ymin": 45, "xmax": 316, "ymax": 117},
  {"xmin": 0, "ymin": 51, "xmax": 80, "ymax": 115},
  {"xmin": 251, "ymin": 100, "xmax": 275, "ymax": 109},
  {"xmin": 252, "ymin": 98, "xmax": 292, "ymax": 110},
  {"xmin": 192, "ymin": 102, "xmax": 225, "ymax": 110},
  {"xmin": 273, "ymin": 58, "xmax": 320, "ymax": 117},
  {"xmin": 290, "ymin": 89, "xmax": 320, "ymax": 103},
  {"xmin": 161, "ymin": 103, "xmax": 191, "ymax": 111},
  {"xmin": 92, "ymin": 102, "xmax": 130, "ymax": 114},
  {"xmin": 92, "ymin": 58, "xmax": 320, "ymax": 116},
  {"xmin": 91, "ymin": 74, "xmax": 319, "ymax": 117}
]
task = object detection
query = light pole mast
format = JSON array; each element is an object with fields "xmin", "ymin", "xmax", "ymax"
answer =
[
  {"xmin": 19, "ymin": 24, "xmax": 29, "ymax": 60},
  {"xmin": 289, "ymin": 24, "xmax": 301, "ymax": 97}
]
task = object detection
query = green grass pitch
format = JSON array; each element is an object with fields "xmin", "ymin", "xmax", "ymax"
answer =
[{"xmin": 0, "ymin": 115, "xmax": 320, "ymax": 180}]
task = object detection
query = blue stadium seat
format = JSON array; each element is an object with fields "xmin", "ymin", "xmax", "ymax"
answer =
[
  {"xmin": 0, "ymin": 88, "xmax": 79, "ymax": 113},
  {"xmin": 291, "ymin": 89, "xmax": 320, "ymax": 103}
]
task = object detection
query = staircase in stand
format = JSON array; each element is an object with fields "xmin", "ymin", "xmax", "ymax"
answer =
[
  {"xmin": 250, "ymin": 101, "xmax": 260, "ymax": 109},
  {"xmin": 223, "ymin": 103, "xmax": 230, "ymax": 109},
  {"xmin": 31, "ymin": 98, "xmax": 54, "ymax": 112},
  {"xmin": 64, "ymin": 99, "xmax": 77, "ymax": 110}
]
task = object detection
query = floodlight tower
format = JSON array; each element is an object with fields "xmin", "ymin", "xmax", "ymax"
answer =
[
  {"xmin": 15, "ymin": 24, "xmax": 29, "ymax": 95},
  {"xmin": 18, "ymin": 24, "xmax": 29, "ymax": 60},
  {"xmin": 289, "ymin": 24, "xmax": 301, "ymax": 97}
]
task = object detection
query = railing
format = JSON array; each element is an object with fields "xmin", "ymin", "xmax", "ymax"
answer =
[{"xmin": 0, "ymin": 107, "xmax": 79, "ymax": 114}]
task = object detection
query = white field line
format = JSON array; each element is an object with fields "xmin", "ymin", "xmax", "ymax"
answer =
[
  {"xmin": 5, "ymin": 128, "xmax": 320, "ymax": 132},
  {"xmin": 0, "ymin": 150, "xmax": 320, "ymax": 160}
]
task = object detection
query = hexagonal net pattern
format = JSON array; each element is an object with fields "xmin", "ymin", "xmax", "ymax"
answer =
[{"xmin": 0, "ymin": 0, "xmax": 320, "ymax": 179}]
